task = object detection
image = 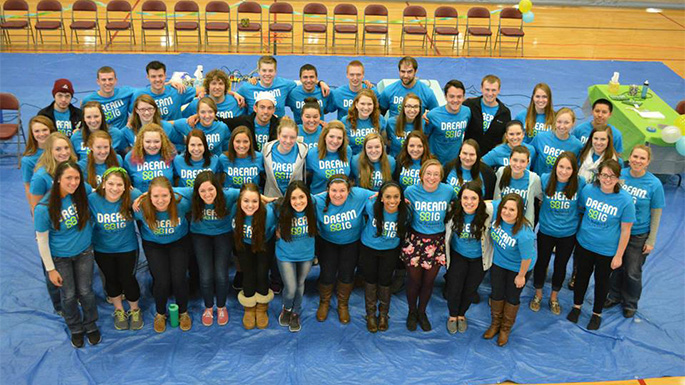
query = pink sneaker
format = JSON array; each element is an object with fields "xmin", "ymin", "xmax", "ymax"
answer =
[
  {"xmin": 202, "ymin": 308, "xmax": 214, "ymax": 326},
  {"xmin": 217, "ymin": 307, "xmax": 229, "ymax": 326}
]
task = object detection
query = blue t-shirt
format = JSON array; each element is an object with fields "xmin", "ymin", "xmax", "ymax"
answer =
[
  {"xmin": 379, "ymin": 80, "xmax": 439, "ymax": 118},
  {"xmin": 131, "ymin": 85, "xmax": 197, "ymax": 121},
  {"xmin": 123, "ymin": 152, "xmax": 174, "ymax": 192},
  {"xmin": 121, "ymin": 121, "xmax": 182, "ymax": 152},
  {"xmin": 231, "ymin": 203, "xmax": 277, "ymax": 244},
  {"xmin": 270, "ymin": 143, "xmax": 299, "ymax": 195},
  {"xmin": 182, "ymin": 96, "xmax": 245, "ymax": 119},
  {"xmin": 481, "ymin": 101, "xmax": 498, "ymax": 132},
  {"xmin": 491, "ymin": 221, "xmax": 536, "ymax": 272},
  {"xmin": 53, "ymin": 109, "xmax": 74, "ymax": 137},
  {"xmin": 297, "ymin": 125, "xmax": 321, "ymax": 150},
  {"xmin": 405, "ymin": 183, "xmax": 456, "ymax": 234},
  {"xmin": 530, "ymin": 130, "xmax": 583, "ymax": 175},
  {"xmin": 219, "ymin": 152, "xmax": 264, "ymax": 189},
  {"xmin": 620, "ymin": 168, "xmax": 665, "ymax": 235},
  {"xmin": 424, "ymin": 105, "xmax": 471, "ymax": 164},
  {"xmin": 174, "ymin": 120, "xmax": 229, "ymax": 156},
  {"xmin": 498, "ymin": 169, "xmax": 531, "ymax": 207},
  {"xmin": 306, "ymin": 146, "xmax": 352, "ymax": 194},
  {"xmin": 276, "ymin": 210, "xmax": 316, "ymax": 262},
  {"xmin": 176, "ymin": 187, "xmax": 240, "ymax": 236},
  {"xmin": 133, "ymin": 194, "xmax": 191, "ymax": 243},
  {"xmin": 254, "ymin": 120, "xmax": 271, "ymax": 152},
  {"xmin": 398, "ymin": 159, "xmax": 422, "ymax": 190},
  {"xmin": 482, "ymin": 143, "xmax": 536, "ymax": 170},
  {"xmin": 313, "ymin": 187, "xmax": 374, "ymax": 244},
  {"xmin": 450, "ymin": 213, "xmax": 483, "ymax": 258},
  {"xmin": 82, "ymin": 87, "xmax": 136, "ymax": 130},
  {"xmin": 238, "ymin": 77, "xmax": 297, "ymax": 118},
  {"xmin": 88, "ymin": 190, "xmax": 141, "ymax": 253},
  {"xmin": 71, "ymin": 127, "xmax": 125, "ymax": 159},
  {"xmin": 351, "ymin": 154, "xmax": 396, "ymax": 192},
  {"xmin": 572, "ymin": 122, "xmax": 624, "ymax": 154},
  {"xmin": 286, "ymin": 85, "xmax": 332, "ymax": 124},
  {"xmin": 385, "ymin": 117, "xmax": 417, "ymax": 158},
  {"xmin": 515, "ymin": 110, "xmax": 551, "ymax": 143},
  {"xmin": 78, "ymin": 154, "xmax": 124, "ymax": 187},
  {"xmin": 538, "ymin": 173, "xmax": 586, "ymax": 238},
  {"xmin": 330, "ymin": 84, "xmax": 380, "ymax": 120},
  {"xmin": 30, "ymin": 167, "xmax": 55, "ymax": 196},
  {"xmin": 172, "ymin": 155, "xmax": 221, "ymax": 187},
  {"xmin": 576, "ymin": 184, "xmax": 636, "ymax": 256},
  {"xmin": 21, "ymin": 149, "xmax": 43, "ymax": 184},
  {"xmin": 360, "ymin": 199, "xmax": 401, "ymax": 250},
  {"xmin": 342, "ymin": 115, "xmax": 387, "ymax": 155},
  {"xmin": 34, "ymin": 194, "xmax": 93, "ymax": 258},
  {"xmin": 446, "ymin": 166, "xmax": 485, "ymax": 196}
]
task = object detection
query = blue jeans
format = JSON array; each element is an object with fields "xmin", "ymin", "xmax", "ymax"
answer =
[
  {"xmin": 42, "ymin": 262, "xmax": 62, "ymax": 312},
  {"xmin": 277, "ymin": 259, "xmax": 313, "ymax": 314},
  {"xmin": 52, "ymin": 248, "xmax": 99, "ymax": 335},
  {"xmin": 192, "ymin": 232, "xmax": 232, "ymax": 308},
  {"xmin": 608, "ymin": 233, "xmax": 649, "ymax": 311}
]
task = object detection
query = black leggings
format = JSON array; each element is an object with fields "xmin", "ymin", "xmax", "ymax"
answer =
[
  {"xmin": 359, "ymin": 244, "xmax": 399, "ymax": 286},
  {"xmin": 406, "ymin": 264, "xmax": 440, "ymax": 312},
  {"xmin": 318, "ymin": 237, "xmax": 359, "ymax": 285},
  {"xmin": 142, "ymin": 236, "xmax": 190, "ymax": 314},
  {"xmin": 490, "ymin": 264, "xmax": 524, "ymax": 305},
  {"xmin": 235, "ymin": 241, "xmax": 271, "ymax": 297},
  {"xmin": 446, "ymin": 250, "xmax": 485, "ymax": 317},
  {"xmin": 573, "ymin": 244, "xmax": 613, "ymax": 314},
  {"xmin": 94, "ymin": 249, "xmax": 141, "ymax": 302},
  {"xmin": 534, "ymin": 232, "xmax": 576, "ymax": 291}
]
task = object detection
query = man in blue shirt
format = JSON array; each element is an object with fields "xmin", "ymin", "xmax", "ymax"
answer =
[
  {"xmin": 572, "ymin": 98, "xmax": 624, "ymax": 154},
  {"xmin": 82, "ymin": 66, "xmax": 135, "ymax": 130},
  {"xmin": 218, "ymin": 91, "xmax": 281, "ymax": 152},
  {"xmin": 37, "ymin": 78, "xmax": 82, "ymax": 138},
  {"xmin": 183, "ymin": 68, "xmax": 246, "ymax": 119},
  {"xmin": 131, "ymin": 61, "xmax": 197, "ymax": 122},
  {"xmin": 379, "ymin": 56, "xmax": 439, "ymax": 118},
  {"xmin": 286, "ymin": 64, "xmax": 332, "ymax": 124},
  {"xmin": 330, "ymin": 60, "xmax": 379, "ymax": 120},
  {"xmin": 424, "ymin": 80, "xmax": 472, "ymax": 164},
  {"xmin": 463, "ymin": 74, "xmax": 512, "ymax": 156}
]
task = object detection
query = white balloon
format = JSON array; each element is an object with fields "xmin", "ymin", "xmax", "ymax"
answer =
[{"xmin": 661, "ymin": 125, "xmax": 682, "ymax": 144}]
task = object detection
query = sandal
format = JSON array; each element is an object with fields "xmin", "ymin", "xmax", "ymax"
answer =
[
  {"xmin": 529, "ymin": 295, "xmax": 542, "ymax": 312},
  {"xmin": 549, "ymin": 299, "xmax": 561, "ymax": 315}
]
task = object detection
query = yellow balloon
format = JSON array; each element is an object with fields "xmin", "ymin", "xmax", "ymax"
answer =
[
  {"xmin": 674, "ymin": 114, "xmax": 685, "ymax": 133},
  {"xmin": 519, "ymin": 0, "xmax": 533, "ymax": 13}
]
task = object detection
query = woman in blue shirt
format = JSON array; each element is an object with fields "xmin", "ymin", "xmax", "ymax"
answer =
[
  {"xmin": 80, "ymin": 130, "xmax": 122, "ymax": 188},
  {"xmin": 351, "ymin": 133, "xmax": 396, "ymax": 191},
  {"xmin": 515, "ymin": 83, "xmax": 555, "ymax": 143},
  {"xmin": 306, "ymin": 121, "xmax": 352, "ymax": 194},
  {"xmin": 483, "ymin": 194, "xmax": 536, "ymax": 347},
  {"xmin": 444, "ymin": 139, "xmax": 487, "ymax": 196},
  {"xmin": 494, "ymin": 146, "xmax": 542, "ymax": 224},
  {"xmin": 275, "ymin": 181, "xmax": 318, "ymax": 332},
  {"xmin": 482, "ymin": 121, "xmax": 536, "ymax": 171},
  {"xmin": 402, "ymin": 159, "xmax": 456, "ymax": 332},
  {"xmin": 34, "ymin": 161, "xmax": 100, "ymax": 348},
  {"xmin": 174, "ymin": 97, "xmax": 230, "ymax": 156},
  {"xmin": 30, "ymin": 132, "xmax": 79, "ymax": 213},
  {"xmin": 172, "ymin": 130, "xmax": 221, "ymax": 187},
  {"xmin": 360, "ymin": 181, "xmax": 409, "ymax": 333},
  {"xmin": 233, "ymin": 183, "xmax": 277, "ymax": 330},
  {"xmin": 123, "ymin": 124, "xmax": 176, "ymax": 192},
  {"xmin": 606, "ymin": 145, "xmax": 665, "ymax": 318},
  {"xmin": 123, "ymin": 94, "xmax": 184, "ymax": 153},
  {"xmin": 568, "ymin": 159, "xmax": 635, "ymax": 330},
  {"xmin": 88, "ymin": 167, "xmax": 143, "ymax": 331},
  {"xmin": 220, "ymin": 126, "xmax": 264, "ymax": 189},
  {"xmin": 385, "ymin": 93, "xmax": 422, "ymax": 157},
  {"xmin": 445, "ymin": 181, "xmax": 494, "ymax": 334},
  {"xmin": 342, "ymin": 89, "xmax": 386, "ymax": 155},
  {"xmin": 298, "ymin": 98, "xmax": 323, "ymax": 150},
  {"xmin": 313, "ymin": 175, "xmax": 374, "ymax": 324},
  {"xmin": 394, "ymin": 131, "xmax": 434, "ymax": 191},
  {"xmin": 72, "ymin": 101, "xmax": 124, "ymax": 159},
  {"xmin": 577, "ymin": 126, "xmax": 619, "ymax": 183},
  {"xmin": 531, "ymin": 152, "xmax": 584, "ymax": 315},
  {"xmin": 263, "ymin": 117, "xmax": 309, "ymax": 197},
  {"xmin": 134, "ymin": 176, "xmax": 192, "ymax": 333},
  {"xmin": 22, "ymin": 116, "xmax": 55, "ymax": 204},
  {"xmin": 530, "ymin": 108, "xmax": 583, "ymax": 175}
]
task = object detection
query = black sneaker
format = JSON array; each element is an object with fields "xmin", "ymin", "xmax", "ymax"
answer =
[
  {"xmin": 71, "ymin": 333, "xmax": 85, "ymax": 349},
  {"xmin": 232, "ymin": 272, "xmax": 243, "ymax": 291},
  {"xmin": 587, "ymin": 314, "xmax": 602, "ymax": 330},
  {"xmin": 279, "ymin": 307, "xmax": 292, "ymax": 327},
  {"xmin": 406, "ymin": 310, "xmax": 418, "ymax": 331},
  {"xmin": 603, "ymin": 297, "xmax": 620, "ymax": 309},
  {"xmin": 567, "ymin": 307, "xmax": 581, "ymax": 324},
  {"xmin": 418, "ymin": 312, "xmax": 432, "ymax": 332},
  {"xmin": 86, "ymin": 329, "xmax": 102, "ymax": 346},
  {"xmin": 289, "ymin": 313, "xmax": 301, "ymax": 333}
]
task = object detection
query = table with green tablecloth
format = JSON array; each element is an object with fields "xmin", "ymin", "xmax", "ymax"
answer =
[{"xmin": 587, "ymin": 85, "xmax": 684, "ymax": 174}]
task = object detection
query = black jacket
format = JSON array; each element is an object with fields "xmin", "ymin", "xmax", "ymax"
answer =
[
  {"xmin": 218, "ymin": 112, "xmax": 281, "ymax": 149},
  {"xmin": 463, "ymin": 96, "xmax": 511, "ymax": 156},
  {"xmin": 37, "ymin": 102, "xmax": 82, "ymax": 135}
]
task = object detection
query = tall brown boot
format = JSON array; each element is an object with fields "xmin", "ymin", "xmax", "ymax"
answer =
[
  {"xmin": 364, "ymin": 283, "xmax": 378, "ymax": 333},
  {"xmin": 316, "ymin": 283, "xmax": 334, "ymax": 322},
  {"xmin": 237, "ymin": 291, "xmax": 257, "ymax": 330},
  {"xmin": 377, "ymin": 285, "xmax": 391, "ymax": 332},
  {"xmin": 498, "ymin": 303, "xmax": 520, "ymax": 347},
  {"xmin": 483, "ymin": 299, "xmax": 505, "ymax": 339},
  {"xmin": 255, "ymin": 290, "xmax": 274, "ymax": 329},
  {"xmin": 337, "ymin": 281, "xmax": 354, "ymax": 324}
]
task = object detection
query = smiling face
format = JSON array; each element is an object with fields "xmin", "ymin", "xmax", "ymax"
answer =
[
  {"xmin": 598, "ymin": 166, "xmax": 619, "ymax": 192},
  {"xmin": 555, "ymin": 112, "xmax": 573, "ymax": 137},
  {"xmin": 198, "ymin": 102, "xmax": 216, "ymax": 127},
  {"xmin": 381, "ymin": 185, "xmax": 401, "ymax": 214},
  {"xmin": 461, "ymin": 188, "xmax": 479, "ymax": 214},
  {"xmin": 136, "ymin": 101, "xmax": 156, "ymax": 125},
  {"xmin": 150, "ymin": 185, "xmax": 171, "ymax": 211},
  {"xmin": 290, "ymin": 188, "xmax": 308, "ymax": 213},
  {"xmin": 445, "ymin": 86, "xmax": 465, "ymax": 114},
  {"xmin": 146, "ymin": 68, "xmax": 166, "ymax": 93},
  {"xmin": 533, "ymin": 88, "xmax": 549, "ymax": 113},
  {"xmin": 509, "ymin": 152, "xmax": 529, "ymax": 175},
  {"xmin": 301, "ymin": 107, "xmax": 321, "ymax": 133},
  {"xmin": 54, "ymin": 92, "xmax": 72, "ymax": 111},
  {"xmin": 31, "ymin": 122, "xmax": 51, "ymax": 147},
  {"xmin": 240, "ymin": 190, "xmax": 260, "ymax": 216},
  {"xmin": 254, "ymin": 100, "xmax": 275, "ymax": 125},
  {"xmin": 143, "ymin": 132, "xmax": 162, "ymax": 156},
  {"xmin": 325, "ymin": 128, "xmax": 344, "ymax": 153},
  {"xmin": 91, "ymin": 137, "xmax": 111, "ymax": 163},
  {"xmin": 208, "ymin": 78, "xmax": 226, "ymax": 99},
  {"xmin": 421, "ymin": 164, "xmax": 442, "ymax": 191},
  {"xmin": 555, "ymin": 157, "xmax": 573, "ymax": 183},
  {"xmin": 278, "ymin": 126, "xmax": 297, "ymax": 153},
  {"xmin": 500, "ymin": 199, "xmax": 518, "ymax": 224},
  {"xmin": 258, "ymin": 63, "xmax": 276, "ymax": 87},
  {"xmin": 187, "ymin": 136, "xmax": 205, "ymax": 161},
  {"xmin": 403, "ymin": 97, "xmax": 421, "ymax": 121},
  {"xmin": 104, "ymin": 174, "xmax": 125, "ymax": 201},
  {"xmin": 592, "ymin": 131, "xmax": 609, "ymax": 154},
  {"xmin": 198, "ymin": 181, "xmax": 217, "ymax": 205},
  {"xmin": 97, "ymin": 71, "xmax": 117, "ymax": 96},
  {"xmin": 592, "ymin": 103, "xmax": 612, "ymax": 126},
  {"xmin": 59, "ymin": 167, "xmax": 81, "ymax": 195},
  {"xmin": 355, "ymin": 95, "xmax": 374, "ymax": 120},
  {"xmin": 481, "ymin": 80, "xmax": 500, "ymax": 106},
  {"xmin": 300, "ymin": 69, "xmax": 318, "ymax": 92},
  {"xmin": 506, "ymin": 124, "xmax": 524, "ymax": 147},
  {"xmin": 233, "ymin": 133, "xmax": 251, "ymax": 158},
  {"xmin": 347, "ymin": 64, "xmax": 364, "ymax": 89},
  {"xmin": 399, "ymin": 63, "xmax": 416, "ymax": 87},
  {"xmin": 52, "ymin": 138, "xmax": 71, "ymax": 163},
  {"xmin": 365, "ymin": 138, "xmax": 383, "ymax": 162},
  {"xmin": 328, "ymin": 181, "xmax": 350, "ymax": 206},
  {"xmin": 459, "ymin": 143, "xmax": 477, "ymax": 169},
  {"xmin": 84, "ymin": 106, "xmax": 103, "ymax": 132},
  {"xmin": 407, "ymin": 137, "xmax": 424, "ymax": 160},
  {"xmin": 629, "ymin": 148, "xmax": 650, "ymax": 174}
]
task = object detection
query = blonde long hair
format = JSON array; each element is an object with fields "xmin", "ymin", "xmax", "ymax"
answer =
[{"xmin": 34, "ymin": 132, "xmax": 77, "ymax": 176}]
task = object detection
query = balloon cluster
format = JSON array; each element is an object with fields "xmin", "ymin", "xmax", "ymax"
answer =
[
  {"xmin": 518, "ymin": 0, "xmax": 534, "ymax": 23},
  {"xmin": 662, "ymin": 115, "xmax": 685, "ymax": 156}
]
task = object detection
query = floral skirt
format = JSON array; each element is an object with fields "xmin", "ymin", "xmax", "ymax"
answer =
[{"xmin": 400, "ymin": 229, "xmax": 446, "ymax": 270}]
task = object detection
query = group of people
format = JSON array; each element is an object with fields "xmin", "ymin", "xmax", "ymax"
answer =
[{"xmin": 23, "ymin": 55, "xmax": 665, "ymax": 349}]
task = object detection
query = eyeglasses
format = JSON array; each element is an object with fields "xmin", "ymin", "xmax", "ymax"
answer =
[
  {"xmin": 598, "ymin": 173, "xmax": 618, "ymax": 180},
  {"xmin": 404, "ymin": 104, "xmax": 420, "ymax": 109},
  {"xmin": 137, "ymin": 107, "xmax": 155, "ymax": 113}
]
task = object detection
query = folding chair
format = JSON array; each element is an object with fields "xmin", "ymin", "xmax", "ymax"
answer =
[
  {"xmin": 401, "ymin": 5, "xmax": 427, "ymax": 55},
  {"xmin": 105, "ymin": 0, "xmax": 135, "ymax": 50},
  {"xmin": 332, "ymin": 3, "xmax": 357, "ymax": 54},
  {"xmin": 0, "ymin": 0, "xmax": 35, "ymax": 49},
  {"xmin": 140, "ymin": 0, "xmax": 169, "ymax": 50},
  {"xmin": 34, "ymin": 0, "xmax": 67, "ymax": 49},
  {"xmin": 0, "ymin": 92, "xmax": 27, "ymax": 167},
  {"xmin": 70, "ymin": 0, "xmax": 102, "ymax": 50},
  {"xmin": 268, "ymin": 2, "xmax": 293, "ymax": 53},
  {"xmin": 431, "ymin": 6, "xmax": 459, "ymax": 55},
  {"xmin": 174, "ymin": 0, "xmax": 201, "ymax": 51},
  {"xmin": 362, "ymin": 4, "xmax": 388, "ymax": 54},
  {"xmin": 495, "ymin": 7, "xmax": 524, "ymax": 56},
  {"xmin": 463, "ymin": 6, "xmax": 492, "ymax": 56},
  {"xmin": 236, "ymin": 1, "xmax": 262, "ymax": 52},
  {"xmin": 302, "ymin": 3, "xmax": 327, "ymax": 53},
  {"xmin": 204, "ymin": 0, "xmax": 231, "ymax": 49}
]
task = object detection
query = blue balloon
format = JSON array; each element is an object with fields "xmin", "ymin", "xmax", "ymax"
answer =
[
  {"xmin": 676, "ymin": 136, "xmax": 685, "ymax": 156},
  {"xmin": 523, "ymin": 11, "xmax": 535, "ymax": 23}
]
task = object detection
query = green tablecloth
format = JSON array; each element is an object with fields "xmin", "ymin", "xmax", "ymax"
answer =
[{"xmin": 588, "ymin": 85, "xmax": 680, "ymax": 153}]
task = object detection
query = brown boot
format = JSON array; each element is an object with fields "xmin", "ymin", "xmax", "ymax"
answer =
[
  {"xmin": 337, "ymin": 281, "xmax": 354, "ymax": 324},
  {"xmin": 377, "ymin": 285, "xmax": 391, "ymax": 332},
  {"xmin": 238, "ymin": 291, "xmax": 257, "ymax": 330},
  {"xmin": 498, "ymin": 303, "xmax": 520, "ymax": 347},
  {"xmin": 316, "ymin": 283, "xmax": 334, "ymax": 322},
  {"xmin": 483, "ymin": 299, "xmax": 505, "ymax": 339},
  {"xmin": 255, "ymin": 290, "xmax": 274, "ymax": 329},
  {"xmin": 364, "ymin": 283, "xmax": 378, "ymax": 333}
]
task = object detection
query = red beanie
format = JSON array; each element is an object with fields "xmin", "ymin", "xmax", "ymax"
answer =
[{"xmin": 52, "ymin": 79, "xmax": 74, "ymax": 97}]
